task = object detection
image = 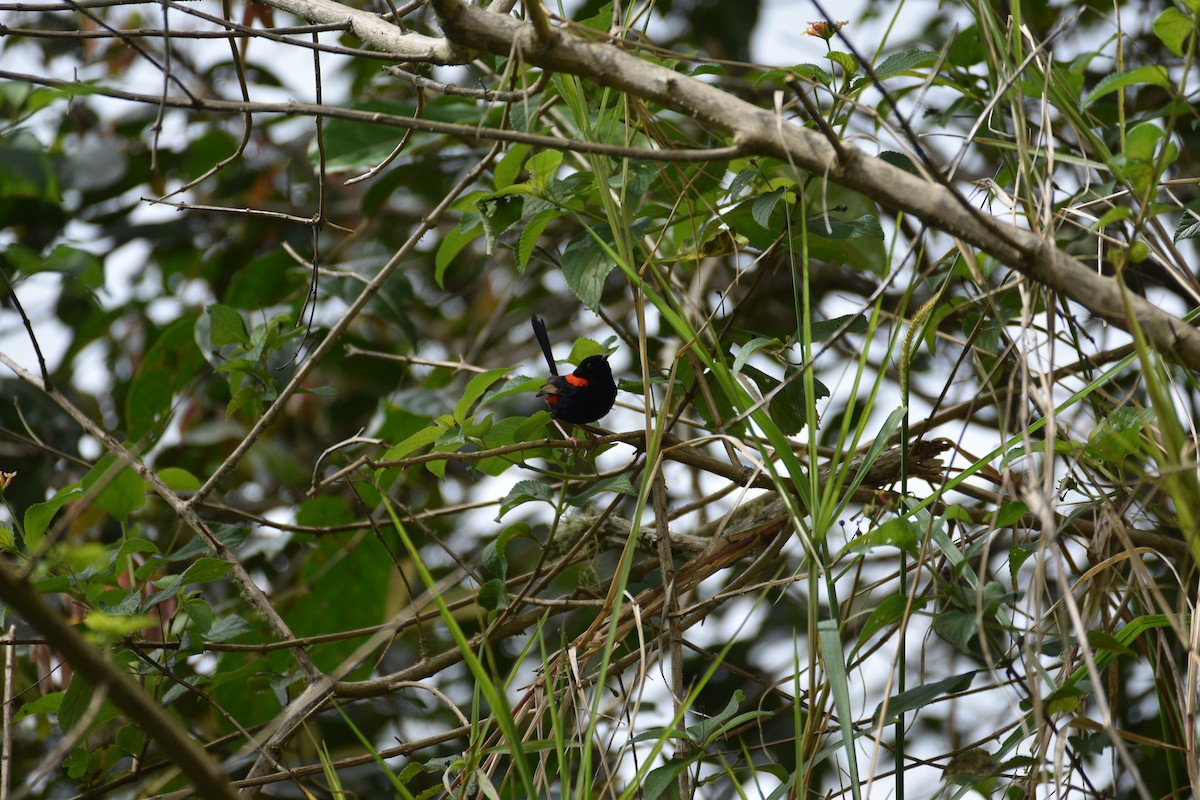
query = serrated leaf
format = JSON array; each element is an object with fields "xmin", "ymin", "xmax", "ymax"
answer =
[
  {"xmin": 1174, "ymin": 210, "xmax": 1200, "ymax": 243},
  {"xmin": 58, "ymin": 675, "xmax": 94, "ymax": 734},
  {"xmin": 497, "ymin": 479, "xmax": 556, "ymax": 519},
  {"xmin": 826, "ymin": 51, "xmax": 858, "ymax": 77},
  {"xmin": 874, "ymin": 49, "xmax": 939, "ymax": 79},
  {"xmin": 517, "ymin": 208, "xmax": 560, "ymax": 271},
  {"xmin": 493, "ymin": 143, "xmax": 530, "ymax": 190},
  {"xmin": 561, "ymin": 226, "xmax": 619, "ymax": 311},
  {"xmin": 567, "ymin": 476, "xmax": 636, "ymax": 507},
  {"xmin": 475, "ymin": 194, "xmax": 524, "ymax": 255}
]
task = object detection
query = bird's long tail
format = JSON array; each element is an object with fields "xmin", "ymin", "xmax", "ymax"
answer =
[{"xmin": 531, "ymin": 315, "xmax": 558, "ymax": 376}]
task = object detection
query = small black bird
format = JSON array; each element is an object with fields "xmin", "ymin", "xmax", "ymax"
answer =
[{"xmin": 531, "ymin": 315, "xmax": 617, "ymax": 427}]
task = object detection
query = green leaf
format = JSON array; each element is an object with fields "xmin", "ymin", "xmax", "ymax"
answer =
[
  {"xmin": 517, "ymin": 208, "xmax": 560, "ymax": 271},
  {"xmin": 1153, "ymin": 8, "xmax": 1194, "ymax": 57},
  {"xmin": 205, "ymin": 304, "xmax": 250, "ymax": 347},
  {"xmin": 995, "ymin": 501, "xmax": 1029, "ymax": 528},
  {"xmin": 1081, "ymin": 65, "xmax": 1171, "ymax": 108},
  {"xmin": 158, "ymin": 467, "xmax": 202, "ymax": 492},
  {"xmin": 1085, "ymin": 407, "xmax": 1154, "ymax": 462},
  {"xmin": 475, "ymin": 194, "xmax": 524, "ymax": 255},
  {"xmin": 874, "ymin": 49, "xmax": 939, "ymax": 79},
  {"xmin": 476, "ymin": 578, "xmax": 508, "ymax": 612},
  {"xmin": 23, "ymin": 485, "xmax": 83, "ymax": 553},
  {"xmin": 857, "ymin": 594, "xmax": 927, "ymax": 647},
  {"xmin": 567, "ymin": 476, "xmax": 636, "ymax": 507},
  {"xmin": 82, "ymin": 454, "xmax": 147, "ymax": 521},
  {"xmin": 846, "ymin": 518, "xmax": 919, "ymax": 555},
  {"xmin": 84, "ymin": 610, "xmax": 157, "ymax": 639},
  {"xmin": 128, "ymin": 314, "xmax": 204, "ymax": 439},
  {"xmin": 380, "ymin": 423, "xmax": 448, "ymax": 463},
  {"xmin": 434, "ymin": 220, "xmax": 482, "ymax": 288},
  {"xmin": 454, "ymin": 367, "xmax": 511, "ymax": 421},
  {"xmin": 805, "ymin": 214, "xmax": 884, "ymax": 241},
  {"xmin": 527, "ymin": 149, "xmax": 563, "ymax": 190},
  {"xmin": 643, "ymin": 758, "xmax": 690, "ymax": 800},
  {"xmin": 180, "ymin": 557, "xmax": 234, "ymax": 585},
  {"xmin": 493, "ymin": 143, "xmax": 530, "ymax": 190},
  {"xmin": 1175, "ymin": 210, "xmax": 1200, "ymax": 243},
  {"xmin": 874, "ymin": 671, "xmax": 976, "ymax": 724},
  {"xmin": 751, "ymin": 187, "xmax": 788, "ymax": 228},
  {"xmin": 497, "ymin": 479, "xmax": 555, "ymax": 519},
  {"xmin": 58, "ymin": 675, "xmax": 94, "ymax": 734},
  {"xmin": 808, "ymin": 312, "xmax": 869, "ymax": 340},
  {"xmin": 483, "ymin": 523, "xmax": 528, "ymax": 579},
  {"xmin": 731, "ymin": 336, "xmax": 779, "ymax": 375},
  {"xmin": 826, "ymin": 51, "xmax": 858, "ymax": 78},
  {"xmin": 168, "ymin": 523, "xmax": 250, "ymax": 561},
  {"xmin": 181, "ymin": 597, "xmax": 215, "ymax": 633},
  {"xmin": 561, "ymin": 226, "xmax": 619, "ymax": 311},
  {"xmin": 932, "ymin": 609, "xmax": 979, "ymax": 654}
]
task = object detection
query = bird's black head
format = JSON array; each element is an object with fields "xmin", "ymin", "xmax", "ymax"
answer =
[{"xmin": 573, "ymin": 354, "xmax": 611, "ymax": 378}]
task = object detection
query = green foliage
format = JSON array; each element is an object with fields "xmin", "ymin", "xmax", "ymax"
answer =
[{"xmin": 1, "ymin": 0, "xmax": 1197, "ymax": 797}]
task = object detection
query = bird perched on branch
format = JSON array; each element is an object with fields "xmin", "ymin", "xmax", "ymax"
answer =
[{"xmin": 531, "ymin": 315, "xmax": 617, "ymax": 437}]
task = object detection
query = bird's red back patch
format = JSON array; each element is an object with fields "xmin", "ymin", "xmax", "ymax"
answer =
[{"xmin": 565, "ymin": 374, "xmax": 589, "ymax": 387}]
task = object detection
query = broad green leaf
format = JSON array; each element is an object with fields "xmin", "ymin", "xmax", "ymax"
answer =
[
  {"xmin": 128, "ymin": 314, "xmax": 204, "ymax": 439},
  {"xmin": 493, "ymin": 143, "xmax": 530, "ymax": 190},
  {"xmin": 58, "ymin": 675, "xmax": 94, "ymax": 734},
  {"xmin": 180, "ymin": 557, "xmax": 234, "ymax": 585},
  {"xmin": 454, "ymin": 367, "xmax": 511, "ymax": 421},
  {"xmin": 205, "ymin": 304, "xmax": 250, "ymax": 347},
  {"xmin": 82, "ymin": 454, "xmax": 147, "ymax": 521},
  {"xmin": 874, "ymin": 49, "xmax": 939, "ymax": 79},
  {"xmin": 434, "ymin": 220, "xmax": 482, "ymax": 288},
  {"xmin": 517, "ymin": 208, "xmax": 561, "ymax": 271},
  {"xmin": 752, "ymin": 187, "xmax": 788, "ymax": 228},
  {"xmin": 476, "ymin": 578, "xmax": 508, "ymax": 612},
  {"xmin": 561, "ymin": 226, "xmax": 619, "ymax": 311},
  {"xmin": 1153, "ymin": 8, "xmax": 1193, "ymax": 57},
  {"xmin": 497, "ymin": 479, "xmax": 555, "ymax": 519},
  {"xmin": 23, "ymin": 485, "xmax": 84, "ymax": 553},
  {"xmin": 475, "ymin": 194, "xmax": 524, "ymax": 255}
]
